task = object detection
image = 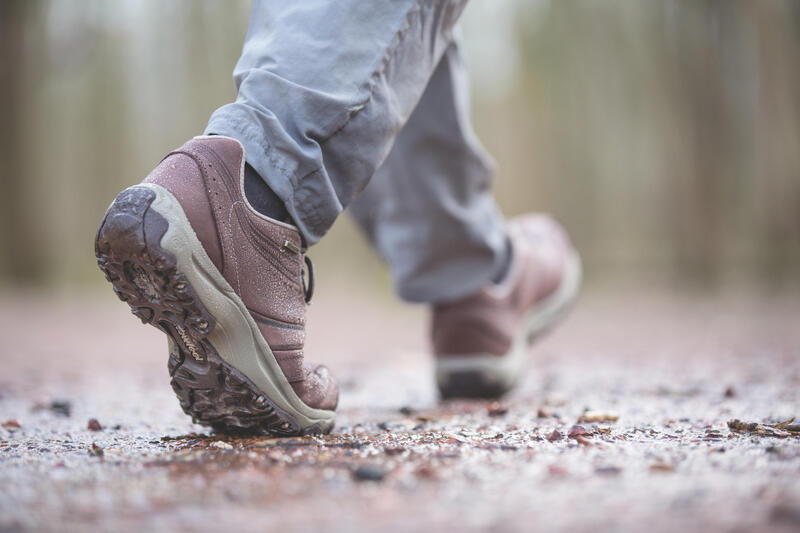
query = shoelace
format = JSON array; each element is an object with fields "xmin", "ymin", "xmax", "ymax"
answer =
[
  {"xmin": 283, "ymin": 239, "xmax": 314, "ymax": 303},
  {"xmin": 302, "ymin": 255, "xmax": 314, "ymax": 304}
]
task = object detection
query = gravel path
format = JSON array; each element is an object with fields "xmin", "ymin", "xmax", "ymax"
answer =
[{"xmin": 1, "ymin": 285, "xmax": 798, "ymax": 532}]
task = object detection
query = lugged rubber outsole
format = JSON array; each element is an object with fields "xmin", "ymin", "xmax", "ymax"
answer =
[
  {"xmin": 436, "ymin": 252, "xmax": 582, "ymax": 399},
  {"xmin": 95, "ymin": 186, "xmax": 329, "ymax": 436}
]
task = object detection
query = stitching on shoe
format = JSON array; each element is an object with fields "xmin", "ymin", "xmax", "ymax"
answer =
[
  {"xmin": 196, "ymin": 142, "xmax": 301, "ymax": 289},
  {"xmin": 248, "ymin": 307, "xmax": 304, "ymax": 330},
  {"xmin": 165, "ymin": 149, "xmax": 227, "ymax": 274},
  {"xmin": 227, "ymin": 200, "xmax": 243, "ymax": 295},
  {"xmin": 271, "ymin": 346, "xmax": 304, "ymax": 354}
]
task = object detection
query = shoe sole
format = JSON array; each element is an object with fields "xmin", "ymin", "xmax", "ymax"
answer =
[
  {"xmin": 95, "ymin": 184, "xmax": 335, "ymax": 436},
  {"xmin": 436, "ymin": 252, "xmax": 582, "ymax": 399}
]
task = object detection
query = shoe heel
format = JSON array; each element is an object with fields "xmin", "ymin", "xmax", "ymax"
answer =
[
  {"xmin": 95, "ymin": 186, "xmax": 312, "ymax": 436},
  {"xmin": 95, "ymin": 186, "xmax": 216, "ymax": 335},
  {"xmin": 95, "ymin": 186, "xmax": 221, "ymax": 411}
]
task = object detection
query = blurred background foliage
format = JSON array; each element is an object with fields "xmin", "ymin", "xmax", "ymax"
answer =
[{"xmin": 1, "ymin": 0, "xmax": 798, "ymax": 293}]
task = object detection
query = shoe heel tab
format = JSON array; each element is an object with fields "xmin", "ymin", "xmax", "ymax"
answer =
[
  {"xmin": 168, "ymin": 136, "xmax": 246, "ymax": 192},
  {"xmin": 190, "ymin": 135, "xmax": 246, "ymax": 163},
  {"xmin": 193, "ymin": 134, "xmax": 244, "ymax": 150},
  {"xmin": 158, "ymin": 136, "xmax": 245, "ymax": 169}
]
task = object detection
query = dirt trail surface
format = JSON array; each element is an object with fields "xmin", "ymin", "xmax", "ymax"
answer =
[{"xmin": 1, "ymin": 285, "xmax": 799, "ymax": 532}]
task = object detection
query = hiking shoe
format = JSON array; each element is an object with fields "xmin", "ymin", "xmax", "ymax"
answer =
[
  {"xmin": 432, "ymin": 214, "xmax": 581, "ymax": 398},
  {"xmin": 95, "ymin": 136, "xmax": 337, "ymax": 435}
]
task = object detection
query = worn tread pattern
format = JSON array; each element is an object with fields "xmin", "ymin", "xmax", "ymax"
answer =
[{"xmin": 95, "ymin": 187, "xmax": 323, "ymax": 436}]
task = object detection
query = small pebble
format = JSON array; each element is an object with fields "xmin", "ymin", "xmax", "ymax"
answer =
[
  {"xmin": 487, "ymin": 402, "xmax": 509, "ymax": 417},
  {"xmin": 353, "ymin": 464, "xmax": 386, "ymax": 482},
  {"xmin": 88, "ymin": 443, "xmax": 104, "ymax": 457},
  {"xmin": 49, "ymin": 401, "xmax": 72, "ymax": 417},
  {"xmin": 415, "ymin": 465, "xmax": 436, "ymax": 479},
  {"xmin": 384, "ymin": 446, "xmax": 406, "ymax": 456},
  {"xmin": 595, "ymin": 465, "xmax": 622, "ymax": 476},
  {"xmin": 568, "ymin": 425, "xmax": 588, "ymax": 437},
  {"xmin": 87, "ymin": 419, "xmax": 102, "ymax": 431}
]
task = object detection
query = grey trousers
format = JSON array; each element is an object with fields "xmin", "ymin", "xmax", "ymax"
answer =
[{"xmin": 206, "ymin": 0, "xmax": 508, "ymax": 303}]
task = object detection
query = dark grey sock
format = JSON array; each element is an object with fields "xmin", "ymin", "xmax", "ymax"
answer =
[
  {"xmin": 492, "ymin": 236, "xmax": 513, "ymax": 284},
  {"xmin": 243, "ymin": 162, "xmax": 292, "ymax": 224}
]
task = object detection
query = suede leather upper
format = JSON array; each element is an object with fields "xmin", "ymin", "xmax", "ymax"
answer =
[
  {"xmin": 432, "ymin": 214, "xmax": 573, "ymax": 358},
  {"xmin": 144, "ymin": 136, "xmax": 338, "ymax": 411}
]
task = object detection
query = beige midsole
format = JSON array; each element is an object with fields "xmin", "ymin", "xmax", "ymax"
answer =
[
  {"xmin": 139, "ymin": 184, "xmax": 335, "ymax": 431},
  {"xmin": 436, "ymin": 251, "xmax": 582, "ymax": 388}
]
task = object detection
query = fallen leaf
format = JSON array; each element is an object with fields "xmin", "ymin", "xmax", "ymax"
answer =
[
  {"xmin": 727, "ymin": 418, "xmax": 796, "ymax": 438},
  {"xmin": 578, "ymin": 411, "xmax": 619, "ymax": 423},
  {"xmin": 772, "ymin": 417, "xmax": 796, "ymax": 430},
  {"xmin": 650, "ymin": 462, "xmax": 675, "ymax": 472}
]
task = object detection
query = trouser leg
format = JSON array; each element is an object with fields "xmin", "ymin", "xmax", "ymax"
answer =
[
  {"xmin": 349, "ymin": 40, "xmax": 508, "ymax": 304},
  {"xmin": 206, "ymin": 0, "xmax": 469, "ymax": 245}
]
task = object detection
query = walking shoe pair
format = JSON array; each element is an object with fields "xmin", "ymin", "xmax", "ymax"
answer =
[{"xmin": 95, "ymin": 136, "xmax": 580, "ymax": 435}]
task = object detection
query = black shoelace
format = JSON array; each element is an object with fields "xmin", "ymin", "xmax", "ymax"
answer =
[{"xmin": 302, "ymin": 255, "xmax": 314, "ymax": 304}]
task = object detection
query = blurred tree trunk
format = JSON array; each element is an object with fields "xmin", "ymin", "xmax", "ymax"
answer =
[
  {"xmin": 757, "ymin": 1, "xmax": 800, "ymax": 282},
  {"xmin": 0, "ymin": 1, "xmax": 41, "ymax": 282}
]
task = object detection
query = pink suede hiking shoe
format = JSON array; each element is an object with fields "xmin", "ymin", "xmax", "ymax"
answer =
[
  {"xmin": 95, "ymin": 136, "xmax": 337, "ymax": 435},
  {"xmin": 432, "ymin": 214, "xmax": 581, "ymax": 398}
]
